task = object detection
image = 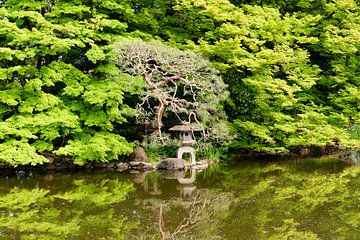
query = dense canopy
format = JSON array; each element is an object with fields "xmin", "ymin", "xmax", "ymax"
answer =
[{"xmin": 0, "ymin": 0, "xmax": 359, "ymax": 165}]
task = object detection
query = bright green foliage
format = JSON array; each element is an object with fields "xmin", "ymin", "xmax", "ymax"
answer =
[
  {"xmin": 55, "ymin": 132, "xmax": 134, "ymax": 165},
  {"xmin": 129, "ymin": 0, "xmax": 360, "ymax": 153},
  {"xmin": 0, "ymin": 140, "xmax": 48, "ymax": 166},
  {"xmin": 0, "ymin": 0, "xmax": 138, "ymax": 165},
  {"xmin": 1, "ymin": 0, "xmax": 360, "ymax": 162},
  {"xmin": 316, "ymin": 1, "xmax": 360, "ymax": 124},
  {"xmin": 0, "ymin": 178, "xmax": 137, "ymax": 239}
]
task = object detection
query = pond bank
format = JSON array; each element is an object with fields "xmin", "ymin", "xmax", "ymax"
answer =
[
  {"xmin": 231, "ymin": 145, "xmax": 357, "ymax": 161},
  {"xmin": 0, "ymin": 158, "xmax": 211, "ymax": 172},
  {"xmin": 1, "ymin": 147, "xmax": 359, "ymax": 171}
]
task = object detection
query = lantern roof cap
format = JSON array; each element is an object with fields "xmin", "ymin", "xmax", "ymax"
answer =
[{"xmin": 169, "ymin": 124, "xmax": 202, "ymax": 132}]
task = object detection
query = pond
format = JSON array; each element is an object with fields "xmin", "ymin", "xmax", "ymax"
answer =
[{"xmin": 0, "ymin": 157, "xmax": 359, "ymax": 239}]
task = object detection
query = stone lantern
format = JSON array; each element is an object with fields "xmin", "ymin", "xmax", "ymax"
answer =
[{"xmin": 169, "ymin": 124, "xmax": 200, "ymax": 165}]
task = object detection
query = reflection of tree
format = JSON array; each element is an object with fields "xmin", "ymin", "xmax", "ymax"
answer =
[
  {"xmin": 127, "ymin": 169, "xmax": 232, "ymax": 240},
  {"xmin": 0, "ymin": 179, "xmax": 138, "ymax": 239},
  {"xmin": 269, "ymin": 166, "xmax": 360, "ymax": 240},
  {"xmin": 156, "ymin": 190, "xmax": 230, "ymax": 240},
  {"xmin": 215, "ymin": 160, "xmax": 360, "ymax": 240},
  {"xmin": 159, "ymin": 191, "xmax": 213, "ymax": 239},
  {"xmin": 6, "ymin": 160, "xmax": 358, "ymax": 239},
  {"xmin": 133, "ymin": 171, "xmax": 164, "ymax": 196}
]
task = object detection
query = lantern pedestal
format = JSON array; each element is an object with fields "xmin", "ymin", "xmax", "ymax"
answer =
[{"xmin": 177, "ymin": 146, "xmax": 196, "ymax": 165}]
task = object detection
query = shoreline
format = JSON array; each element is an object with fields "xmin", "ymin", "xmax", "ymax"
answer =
[{"xmin": 0, "ymin": 148, "xmax": 358, "ymax": 172}]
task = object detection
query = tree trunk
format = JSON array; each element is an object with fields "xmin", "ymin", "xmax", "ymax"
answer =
[{"xmin": 153, "ymin": 99, "xmax": 165, "ymax": 140}]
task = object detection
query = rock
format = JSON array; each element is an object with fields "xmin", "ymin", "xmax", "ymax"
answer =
[
  {"xmin": 129, "ymin": 161, "xmax": 141, "ymax": 167},
  {"xmin": 141, "ymin": 162, "xmax": 155, "ymax": 169},
  {"xmin": 106, "ymin": 163, "xmax": 115, "ymax": 168},
  {"xmin": 47, "ymin": 156, "xmax": 55, "ymax": 164},
  {"xmin": 67, "ymin": 164, "xmax": 75, "ymax": 169},
  {"xmin": 83, "ymin": 163, "xmax": 93, "ymax": 169},
  {"xmin": 116, "ymin": 163, "xmax": 129, "ymax": 172},
  {"xmin": 157, "ymin": 158, "xmax": 185, "ymax": 171},
  {"xmin": 193, "ymin": 163, "xmax": 208, "ymax": 170},
  {"xmin": 55, "ymin": 165, "xmax": 67, "ymax": 170},
  {"xmin": 129, "ymin": 161, "xmax": 155, "ymax": 170},
  {"xmin": 93, "ymin": 162, "xmax": 108, "ymax": 168},
  {"xmin": 340, "ymin": 151, "xmax": 360, "ymax": 165},
  {"xmin": 131, "ymin": 147, "xmax": 148, "ymax": 162},
  {"xmin": 46, "ymin": 164, "xmax": 56, "ymax": 170}
]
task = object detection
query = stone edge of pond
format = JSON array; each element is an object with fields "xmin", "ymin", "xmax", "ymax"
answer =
[{"xmin": 0, "ymin": 158, "xmax": 211, "ymax": 173}]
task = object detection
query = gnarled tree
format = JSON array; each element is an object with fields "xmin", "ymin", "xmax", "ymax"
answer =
[{"xmin": 112, "ymin": 39, "xmax": 229, "ymax": 142}]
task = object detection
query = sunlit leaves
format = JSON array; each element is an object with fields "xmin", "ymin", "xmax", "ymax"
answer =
[
  {"xmin": 0, "ymin": 0, "xmax": 138, "ymax": 165},
  {"xmin": 0, "ymin": 140, "xmax": 48, "ymax": 166},
  {"xmin": 164, "ymin": 0, "xmax": 360, "ymax": 152},
  {"xmin": 55, "ymin": 132, "xmax": 134, "ymax": 165}
]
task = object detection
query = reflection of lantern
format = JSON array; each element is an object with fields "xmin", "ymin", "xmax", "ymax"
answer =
[
  {"xmin": 169, "ymin": 124, "xmax": 201, "ymax": 165},
  {"xmin": 178, "ymin": 184, "xmax": 196, "ymax": 199},
  {"xmin": 177, "ymin": 168, "xmax": 196, "ymax": 184},
  {"xmin": 177, "ymin": 168, "xmax": 197, "ymax": 198}
]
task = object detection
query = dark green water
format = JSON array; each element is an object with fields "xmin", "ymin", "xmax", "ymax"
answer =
[{"xmin": 0, "ymin": 158, "xmax": 359, "ymax": 239}]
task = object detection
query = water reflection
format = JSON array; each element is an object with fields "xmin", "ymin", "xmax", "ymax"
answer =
[
  {"xmin": 1, "ymin": 159, "xmax": 360, "ymax": 239},
  {"xmin": 0, "ymin": 173, "xmax": 138, "ymax": 239},
  {"xmin": 177, "ymin": 168, "xmax": 197, "ymax": 199},
  {"xmin": 127, "ymin": 159, "xmax": 360, "ymax": 239},
  {"xmin": 131, "ymin": 168, "xmax": 200, "ymax": 199},
  {"xmin": 128, "ymin": 167, "xmax": 230, "ymax": 239}
]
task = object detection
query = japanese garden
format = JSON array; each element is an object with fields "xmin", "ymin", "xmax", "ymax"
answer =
[{"xmin": 0, "ymin": 0, "xmax": 360, "ymax": 239}]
